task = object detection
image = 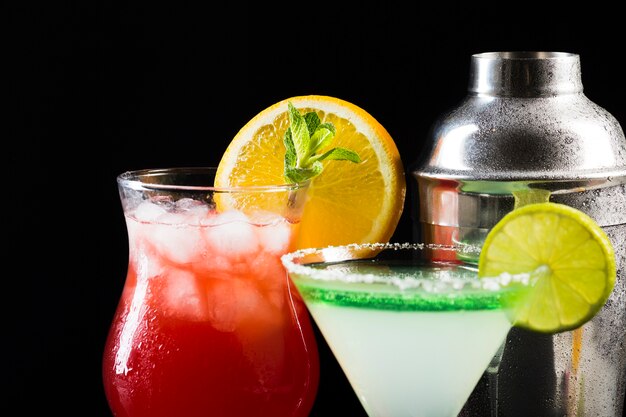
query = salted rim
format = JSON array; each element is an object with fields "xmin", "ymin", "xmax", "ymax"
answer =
[{"xmin": 281, "ymin": 242, "xmax": 533, "ymax": 292}]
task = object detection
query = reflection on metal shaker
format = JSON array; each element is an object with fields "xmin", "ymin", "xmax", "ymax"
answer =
[{"xmin": 411, "ymin": 51, "xmax": 626, "ymax": 416}]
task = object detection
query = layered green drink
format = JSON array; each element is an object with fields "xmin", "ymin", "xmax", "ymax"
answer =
[
  {"xmin": 282, "ymin": 203, "xmax": 616, "ymax": 417},
  {"xmin": 282, "ymin": 243, "xmax": 526, "ymax": 417}
]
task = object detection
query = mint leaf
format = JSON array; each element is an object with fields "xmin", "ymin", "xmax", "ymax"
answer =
[
  {"xmin": 303, "ymin": 111, "xmax": 321, "ymax": 136},
  {"xmin": 312, "ymin": 147, "xmax": 361, "ymax": 163},
  {"xmin": 310, "ymin": 123, "xmax": 336, "ymax": 152},
  {"xmin": 283, "ymin": 102, "xmax": 361, "ymax": 183},
  {"xmin": 287, "ymin": 103, "xmax": 311, "ymax": 167},
  {"xmin": 283, "ymin": 128, "xmax": 297, "ymax": 172},
  {"xmin": 285, "ymin": 162, "xmax": 323, "ymax": 183}
]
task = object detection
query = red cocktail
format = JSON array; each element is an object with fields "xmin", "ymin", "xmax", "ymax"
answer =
[{"xmin": 103, "ymin": 168, "xmax": 319, "ymax": 417}]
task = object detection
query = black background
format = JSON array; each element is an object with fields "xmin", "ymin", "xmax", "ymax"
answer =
[{"xmin": 8, "ymin": 1, "xmax": 625, "ymax": 416}]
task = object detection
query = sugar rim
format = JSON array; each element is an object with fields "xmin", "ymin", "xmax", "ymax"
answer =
[{"xmin": 281, "ymin": 242, "xmax": 533, "ymax": 292}]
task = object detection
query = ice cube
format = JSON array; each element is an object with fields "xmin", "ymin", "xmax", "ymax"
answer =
[
  {"xmin": 205, "ymin": 278, "xmax": 279, "ymax": 332},
  {"xmin": 133, "ymin": 201, "xmax": 168, "ymax": 222},
  {"xmin": 204, "ymin": 278, "xmax": 239, "ymax": 332},
  {"xmin": 175, "ymin": 198, "xmax": 211, "ymax": 224},
  {"xmin": 131, "ymin": 245, "xmax": 166, "ymax": 282},
  {"xmin": 199, "ymin": 210, "xmax": 223, "ymax": 227},
  {"xmin": 201, "ymin": 252, "xmax": 236, "ymax": 276},
  {"xmin": 160, "ymin": 268, "xmax": 208, "ymax": 321},
  {"xmin": 204, "ymin": 210, "xmax": 259, "ymax": 260},
  {"xmin": 125, "ymin": 215, "xmax": 143, "ymax": 250},
  {"xmin": 249, "ymin": 253, "xmax": 285, "ymax": 294},
  {"xmin": 247, "ymin": 210, "xmax": 284, "ymax": 226},
  {"xmin": 256, "ymin": 220, "xmax": 293, "ymax": 255},
  {"xmin": 232, "ymin": 279, "xmax": 281, "ymax": 330},
  {"xmin": 125, "ymin": 217, "xmax": 164, "ymax": 276},
  {"xmin": 175, "ymin": 198, "xmax": 204, "ymax": 211},
  {"xmin": 150, "ymin": 218, "xmax": 207, "ymax": 265},
  {"xmin": 204, "ymin": 209, "xmax": 248, "ymax": 225}
]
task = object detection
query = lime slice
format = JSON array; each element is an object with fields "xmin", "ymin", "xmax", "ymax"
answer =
[{"xmin": 478, "ymin": 202, "xmax": 616, "ymax": 333}]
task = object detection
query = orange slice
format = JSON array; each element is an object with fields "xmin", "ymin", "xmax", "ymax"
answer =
[{"xmin": 215, "ymin": 95, "xmax": 406, "ymax": 249}]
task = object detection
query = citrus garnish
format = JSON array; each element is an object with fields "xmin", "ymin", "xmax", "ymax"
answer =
[
  {"xmin": 478, "ymin": 202, "xmax": 616, "ymax": 333},
  {"xmin": 215, "ymin": 95, "xmax": 406, "ymax": 249}
]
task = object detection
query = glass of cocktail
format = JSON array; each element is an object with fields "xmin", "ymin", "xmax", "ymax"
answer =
[
  {"xmin": 282, "ymin": 201, "xmax": 616, "ymax": 417},
  {"xmin": 282, "ymin": 242, "xmax": 524, "ymax": 417},
  {"xmin": 102, "ymin": 167, "xmax": 319, "ymax": 417}
]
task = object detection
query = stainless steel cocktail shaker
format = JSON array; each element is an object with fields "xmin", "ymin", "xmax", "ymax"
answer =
[{"xmin": 411, "ymin": 51, "xmax": 626, "ymax": 416}]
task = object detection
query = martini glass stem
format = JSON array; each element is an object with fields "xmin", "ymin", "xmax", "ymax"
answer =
[{"xmin": 486, "ymin": 340, "xmax": 505, "ymax": 417}]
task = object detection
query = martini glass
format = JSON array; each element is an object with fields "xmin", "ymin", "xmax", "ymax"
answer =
[{"xmin": 281, "ymin": 242, "xmax": 529, "ymax": 417}]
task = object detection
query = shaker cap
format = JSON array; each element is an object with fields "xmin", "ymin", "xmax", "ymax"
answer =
[{"xmin": 469, "ymin": 51, "xmax": 583, "ymax": 97}]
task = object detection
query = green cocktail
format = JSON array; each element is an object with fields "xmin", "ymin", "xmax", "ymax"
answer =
[
  {"xmin": 282, "ymin": 202, "xmax": 616, "ymax": 417},
  {"xmin": 282, "ymin": 243, "xmax": 527, "ymax": 417}
]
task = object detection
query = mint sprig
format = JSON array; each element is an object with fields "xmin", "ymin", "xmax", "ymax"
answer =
[{"xmin": 283, "ymin": 102, "xmax": 361, "ymax": 183}]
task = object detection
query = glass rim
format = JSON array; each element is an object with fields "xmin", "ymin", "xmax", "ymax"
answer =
[
  {"xmin": 281, "ymin": 242, "xmax": 532, "ymax": 292},
  {"xmin": 117, "ymin": 167, "xmax": 307, "ymax": 193}
]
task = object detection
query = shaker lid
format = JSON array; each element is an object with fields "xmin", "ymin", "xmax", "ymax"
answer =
[
  {"xmin": 469, "ymin": 51, "xmax": 583, "ymax": 97},
  {"xmin": 413, "ymin": 51, "xmax": 626, "ymax": 181}
]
